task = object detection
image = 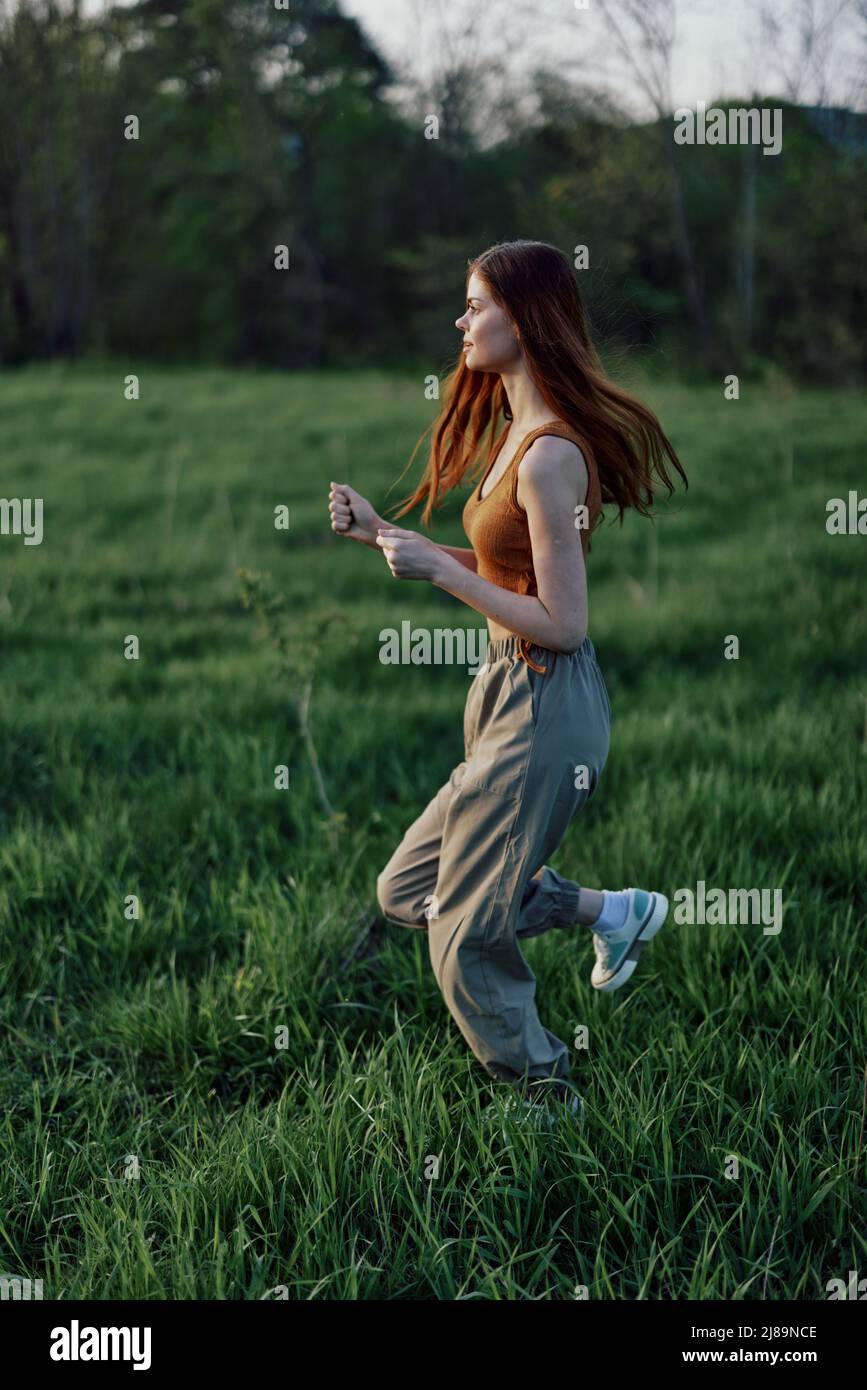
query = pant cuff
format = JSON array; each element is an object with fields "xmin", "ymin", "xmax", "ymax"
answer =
[{"xmin": 556, "ymin": 879, "xmax": 582, "ymax": 927}]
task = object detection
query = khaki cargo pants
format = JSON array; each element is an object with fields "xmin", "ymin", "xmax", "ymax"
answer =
[{"xmin": 376, "ymin": 634, "xmax": 612, "ymax": 1090}]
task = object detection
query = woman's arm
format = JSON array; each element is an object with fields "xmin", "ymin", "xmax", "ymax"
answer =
[
  {"xmin": 429, "ymin": 436, "xmax": 589, "ymax": 652},
  {"xmin": 432, "ymin": 544, "xmax": 478, "ymax": 572},
  {"xmin": 330, "ymin": 475, "xmax": 475, "ymax": 571},
  {"xmin": 362, "ymin": 530, "xmax": 476, "ymax": 573}
]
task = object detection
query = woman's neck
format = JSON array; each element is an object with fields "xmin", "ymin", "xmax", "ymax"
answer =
[{"xmin": 498, "ymin": 365, "xmax": 559, "ymax": 432}]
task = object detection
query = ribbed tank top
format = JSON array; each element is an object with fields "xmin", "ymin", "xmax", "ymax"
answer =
[{"xmin": 461, "ymin": 419, "xmax": 602, "ymax": 675}]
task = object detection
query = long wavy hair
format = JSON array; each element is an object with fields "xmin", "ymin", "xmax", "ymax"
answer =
[{"xmin": 386, "ymin": 239, "xmax": 687, "ymax": 544}]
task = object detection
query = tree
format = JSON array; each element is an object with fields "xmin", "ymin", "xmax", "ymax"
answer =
[{"xmin": 593, "ymin": 0, "xmax": 715, "ymax": 370}]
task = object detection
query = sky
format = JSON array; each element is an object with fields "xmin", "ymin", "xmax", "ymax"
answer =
[
  {"xmin": 78, "ymin": 0, "xmax": 864, "ymax": 115},
  {"xmin": 339, "ymin": 0, "xmax": 863, "ymax": 114}
]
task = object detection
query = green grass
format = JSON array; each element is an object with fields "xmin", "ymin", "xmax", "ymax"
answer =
[{"xmin": 0, "ymin": 362, "xmax": 865, "ymax": 1299}]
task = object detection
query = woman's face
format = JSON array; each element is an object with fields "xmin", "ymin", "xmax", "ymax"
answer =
[{"xmin": 455, "ymin": 273, "xmax": 520, "ymax": 372}]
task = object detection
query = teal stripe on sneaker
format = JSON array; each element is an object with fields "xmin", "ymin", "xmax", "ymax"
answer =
[{"xmin": 632, "ymin": 888, "xmax": 650, "ymax": 921}]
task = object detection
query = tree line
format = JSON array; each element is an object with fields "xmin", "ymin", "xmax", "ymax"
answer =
[{"xmin": 1, "ymin": 0, "xmax": 865, "ymax": 382}]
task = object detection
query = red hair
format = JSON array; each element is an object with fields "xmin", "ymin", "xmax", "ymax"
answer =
[{"xmin": 386, "ymin": 239, "xmax": 687, "ymax": 539}]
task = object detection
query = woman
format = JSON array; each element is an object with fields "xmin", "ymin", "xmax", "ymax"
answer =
[{"xmin": 328, "ymin": 240, "xmax": 688, "ymax": 1123}]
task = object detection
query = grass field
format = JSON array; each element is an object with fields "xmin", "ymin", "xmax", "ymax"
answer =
[{"xmin": 1, "ymin": 363, "xmax": 865, "ymax": 1300}]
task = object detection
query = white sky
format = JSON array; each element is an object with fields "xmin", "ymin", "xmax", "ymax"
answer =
[
  {"xmin": 340, "ymin": 0, "xmax": 864, "ymax": 114},
  {"xmin": 79, "ymin": 0, "xmax": 865, "ymax": 114}
]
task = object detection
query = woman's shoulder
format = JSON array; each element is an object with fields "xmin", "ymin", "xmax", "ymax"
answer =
[
  {"xmin": 519, "ymin": 426, "xmax": 590, "ymax": 478},
  {"xmin": 514, "ymin": 429, "xmax": 591, "ymax": 510},
  {"xmin": 522, "ymin": 419, "xmax": 595, "ymax": 464}
]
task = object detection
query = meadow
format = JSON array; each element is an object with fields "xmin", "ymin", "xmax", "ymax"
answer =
[{"xmin": 0, "ymin": 363, "xmax": 865, "ymax": 1299}]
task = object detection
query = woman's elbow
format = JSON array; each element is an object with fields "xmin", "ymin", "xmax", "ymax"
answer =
[{"xmin": 556, "ymin": 625, "xmax": 586, "ymax": 655}]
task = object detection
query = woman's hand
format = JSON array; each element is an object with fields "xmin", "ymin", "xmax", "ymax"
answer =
[
  {"xmin": 329, "ymin": 481, "xmax": 384, "ymax": 547},
  {"xmin": 376, "ymin": 526, "xmax": 445, "ymax": 583}
]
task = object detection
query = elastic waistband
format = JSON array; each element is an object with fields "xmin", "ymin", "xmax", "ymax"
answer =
[{"xmin": 484, "ymin": 634, "xmax": 598, "ymax": 673}]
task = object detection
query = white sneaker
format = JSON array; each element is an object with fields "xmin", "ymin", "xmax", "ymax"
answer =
[
  {"xmin": 483, "ymin": 1087, "xmax": 583, "ymax": 1132},
  {"xmin": 591, "ymin": 888, "xmax": 668, "ymax": 992}
]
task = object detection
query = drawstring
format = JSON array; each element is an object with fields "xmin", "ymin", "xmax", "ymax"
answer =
[{"xmin": 518, "ymin": 637, "xmax": 548, "ymax": 675}]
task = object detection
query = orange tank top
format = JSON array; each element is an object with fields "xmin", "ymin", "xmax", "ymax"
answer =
[{"xmin": 461, "ymin": 419, "xmax": 602, "ymax": 675}]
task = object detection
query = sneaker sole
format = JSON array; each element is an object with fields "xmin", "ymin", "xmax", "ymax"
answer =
[
  {"xmin": 592, "ymin": 891, "xmax": 669, "ymax": 992},
  {"xmin": 483, "ymin": 1093, "xmax": 584, "ymax": 1131}
]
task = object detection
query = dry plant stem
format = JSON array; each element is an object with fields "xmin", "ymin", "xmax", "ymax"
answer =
[{"xmin": 298, "ymin": 673, "xmax": 336, "ymax": 821}]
